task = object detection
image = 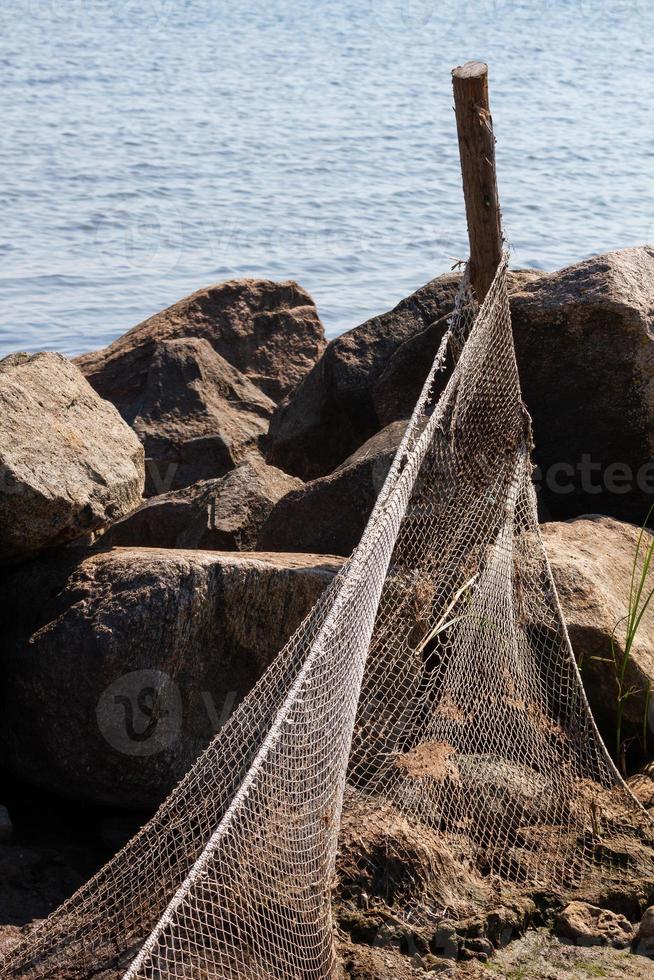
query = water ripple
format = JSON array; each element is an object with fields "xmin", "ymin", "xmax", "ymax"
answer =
[{"xmin": 0, "ymin": 0, "xmax": 653, "ymax": 355}]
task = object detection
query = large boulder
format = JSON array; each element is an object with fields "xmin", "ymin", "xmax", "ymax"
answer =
[
  {"xmin": 0, "ymin": 352, "xmax": 144, "ymax": 563},
  {"xmin": 542, "ymin": 516, "xmax": 654, "ymax": 744},
  {"xmin": 259, "ymin": 422, "xmax": 405, "ymax": 556},
  {"xmin": 265, "ymin": 270, "xmax": 539, "ymax": 481},
  {"xmin": 0, "ymin": 547, "xmax": 342, "ymax": 808},
  {"xmin": 130, "ymin": 337, "xmax": 274, "ymax": 495},
  {"xmin": 269, "ymin": 248, "xmax": 654, "ymax": 524},
  {"xmin": 75, "ymin": 278, "xmax": 325, "ymax": 405},
  {"xmin": 101, "ymin": 459, "xmax": 302, "ymax": 551},
  {"xmin": 512, "ymin": 246, "xmax": 654, "ymax": 523},
  {"xmin": 265, "ymin": 273, "xmax": 462, "ymax": 480}
]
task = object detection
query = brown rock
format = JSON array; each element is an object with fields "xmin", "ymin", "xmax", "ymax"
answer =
[
  {"xmin": 131, "ymin": 337, "xmax": 274, "ymax": 495},
  {"xmin": 337, "ymin": 791, "xmax": 493, "ymax": 927},
  {"xmin": 541, "ymin": 516, "xmax": 654, "ymax": 738},
  {"xmin": 334, "ymin": 420, "xmax": 408, "ymax": 473},
  {"xmin": 336, "ymin": 941, "xmax": 425, "ymax": 980},
  {"xmin": 270, "ymin": 247, "xmax": 654, "ymax": 524},
  {"xmin": 0, "ymin": 352, "xmax": 144, "ymax": 563},
  {"xmin": 637, "ymin": 905, "xmax": 654, "ymax": 939},
  {"xmin": 554, "ymin": 901, "xmax": 634, "ymax": 947},
  {"xmin": 101, "ymin": 459, "xmax": 303, "ymax": 551},
  {"xmin": 372, "ymin": 269, "xmax": 540, "ymax": 430},
  {"xmin": 456, "ymin": 755, "xmax": 553, "ymax": 839},
  {"xmin": 259, "ymin": 421, "xmax": 405, "ymax": 555},
  {"xmin": 0, "ymin": 547, "xmax": 342, "ymax": 808},
  {"xmin": 266, "ymin": 270, "xmax": 541, "ymax": 482},
  {"xmin": 636, "ymin": 905, "xmax": 654, "ymax": 957},
  {"xmin": 266, "ymin": 273, "xmax": 463, "ymax": 480},
  {"xmin": 75, "ymin": 278, "xmax": 325, "ymax": 405}
]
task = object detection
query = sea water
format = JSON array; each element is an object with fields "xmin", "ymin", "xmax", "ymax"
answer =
[{"xmin": 1, "ymin": 0, "xmax": 652, "ymax": 357}]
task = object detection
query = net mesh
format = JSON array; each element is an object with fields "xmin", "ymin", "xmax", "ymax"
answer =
[{"xmin": 3, "ymin": 257, "xmax": 653, "ymax": 979}]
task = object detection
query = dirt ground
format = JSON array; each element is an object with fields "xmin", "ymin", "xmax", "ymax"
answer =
[
  {"xmin": 3, "ymin": 772, "xmax": 653, "ymax": 978},
  {"xmin": 461, "ymin": 929, "xmax": 654, "ymax": 979},
  {"xmin": 340, "ymin": 929, "xmax": 654, "ymax": 979}
]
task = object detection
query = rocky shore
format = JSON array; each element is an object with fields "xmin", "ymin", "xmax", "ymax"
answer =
[{"xmin": 1, "ymin": 246, "xmax": 653, "ymax": 977}]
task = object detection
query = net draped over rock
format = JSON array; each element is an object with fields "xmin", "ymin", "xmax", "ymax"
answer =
[{"xmin": 3, "ymin": 259, "xmax": 653, "ymax": 979}]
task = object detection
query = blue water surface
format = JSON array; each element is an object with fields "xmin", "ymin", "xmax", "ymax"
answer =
[{"xmin": 1, "ymin": 0, "xmax": 653, "ymax": 356}]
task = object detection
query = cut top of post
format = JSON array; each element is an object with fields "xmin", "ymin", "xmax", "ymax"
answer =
[
  {"xmin": 452, "ymin": 61, "xmax": 503, "ymax": 303},
  {"xmin": 453, "ymin": 60, "xmax": 487, "ymax": 80}
]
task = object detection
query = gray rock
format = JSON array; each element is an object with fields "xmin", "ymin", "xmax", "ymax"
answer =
[
  {"xmin": 259, "ymin": 421, "xmax": 405, "ymax": 556},
  {"xmin": 0, "ymin": 352, "xmax": 144, "ymax": 563},
  {"xmin": 75, "ymin": 278, "xmax": 326, "ymax": 405},
  {"xmin": 131, "ymin": 337, "xmax": 275, "ymax": 496},
  {"xmin": 554, "ymin": 901, "xmax": 634, "ymax": 948},
  {"xmin": 101, "ymin": 458, "xmax": 303, "ymax": 551},
  {"xmin": 0, "ymin": 547, "xmax": 342, "ymax": 808}
]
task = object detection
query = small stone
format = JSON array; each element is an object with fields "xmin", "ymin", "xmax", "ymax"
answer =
[
  {"xmin": 457, "ymin": 947, "xmax": 478, "ymax": 962},
  {"xmin": 463, "ymin": 937, "xmax": 493, "ymax": 957},
  {"xmin": 425, "ymin": 963, "xmax": 455, "ymax": 977},
  {"xmin": 0, "ymin": 805, "xmax": 13, "ymax": 842},
  {"xmin": 554, "ymin": 901, "xmax": 634, "ymax": 948}
]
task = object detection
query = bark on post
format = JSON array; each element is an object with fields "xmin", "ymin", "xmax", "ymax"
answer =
[{"xmin": 451, "ymin": 61, "xmax": 503, "ymax": 302}]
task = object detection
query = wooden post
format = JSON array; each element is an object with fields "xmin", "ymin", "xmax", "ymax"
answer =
[{"xmin": 451, "ymin": 61, "xmax": 503, "ymax": 302}]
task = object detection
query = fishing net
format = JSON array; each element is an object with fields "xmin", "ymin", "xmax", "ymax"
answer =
[{"xmin": 3, "ymin": 257, "xmax": 653, "ymax": 979}]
